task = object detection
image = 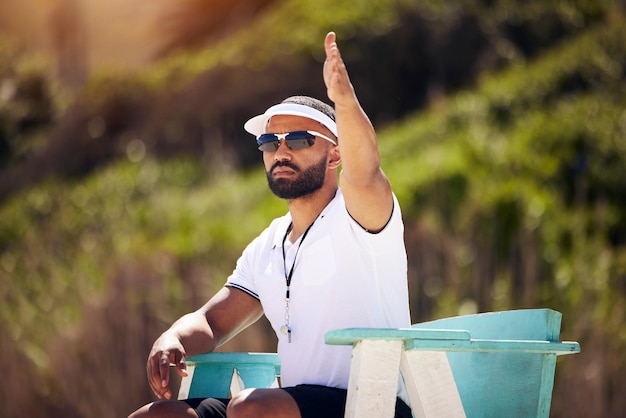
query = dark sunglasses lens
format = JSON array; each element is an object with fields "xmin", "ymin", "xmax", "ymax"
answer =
[
  {"xmin": 285, "ymin": 131, "xmax": 314, "ymax": 140},
  {"xmin": 257, "ymin": 134, "xmax": 279, "ymax": 151},
  {"xmin": 286, "ymin": 138, "xmax": 315, "ymax": 150},
  {"xmin": 258, "ymin": 142, "xmax": 279, "ymax": 151},
  {"xmin": 285, "ymin": 131, "xmax": 315, "ymax": 150},
  {"xmin": 256, "ymin": 132, "xmax": 315, "ymax": 151}
]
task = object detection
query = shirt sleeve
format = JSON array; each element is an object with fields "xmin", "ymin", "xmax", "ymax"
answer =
[
  {"xmin": 347, "ymin": 193, "xmax": 404, "ymax": 245},
  {"xmin": 224, "ymin": 216, "xmax": 287, "ymax": 300},
  {"xmin": 224, "ymin": 232, "xmax": 264, "ymax": 300}
]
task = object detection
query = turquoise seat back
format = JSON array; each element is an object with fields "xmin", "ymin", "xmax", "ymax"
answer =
[{"xmin": 411, "ymin": 309, "xmax": 565, "ymax": 418}]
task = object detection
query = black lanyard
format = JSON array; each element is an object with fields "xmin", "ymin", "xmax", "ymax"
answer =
[
  {"xmin": 280, "ymin": 220, "xmax": 315, "ymax": 342},
  {"xmin": 282, "ymin": 220, "xmax": 316, "ymax": 297}
]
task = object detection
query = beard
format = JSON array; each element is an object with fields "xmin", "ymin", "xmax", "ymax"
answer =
[{"xmin": 266, "ymin": 155, "xmax": 328, "ymax": 199}]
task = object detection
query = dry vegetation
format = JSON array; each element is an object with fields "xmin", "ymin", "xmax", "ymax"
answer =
[{"xmin": 1, "ymin": 1, "xmax": 625, "ymax": 417}]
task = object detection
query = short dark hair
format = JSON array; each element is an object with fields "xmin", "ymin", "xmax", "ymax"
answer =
[{"xmin": 281, "ymin": 96, "xmax": 336, "ymax": 123}]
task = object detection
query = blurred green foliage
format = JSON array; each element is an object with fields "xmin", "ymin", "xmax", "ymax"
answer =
[
  {"xmin": 382, "ymin": 15, "xmax": 626, "ymax": 313},
  {"xmin": 0, "ymin": 0, "xmax": 625, "ymax": 417},
  {"xmin": 0, "ymin": 158, "xmax": 283, "ymax": 354}
]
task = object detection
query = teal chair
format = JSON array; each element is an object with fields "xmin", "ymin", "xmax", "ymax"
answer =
[
  {"xmin": 409, "ymin": 309, "xmax": 576, "ymax": 417},
  {"xmin": 177, "ymin": 352, "xmax": 280, "ymax": 400},
  {"xmin": 326, "ymin": 309, "xmax": 580, "ymax": 417},
  {"xmin": 179, "ymin": 309, "xmax": 580, "ymax": 418}
]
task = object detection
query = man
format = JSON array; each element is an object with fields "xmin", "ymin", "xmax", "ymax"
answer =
[{"xmin": 128, "ymin": 31, "xmax": 412, "ymax": 418}]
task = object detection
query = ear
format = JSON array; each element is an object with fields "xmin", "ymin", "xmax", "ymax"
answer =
[{"xmin": 327, "ymin": 145, "xmax": 341, "ymax": 169}]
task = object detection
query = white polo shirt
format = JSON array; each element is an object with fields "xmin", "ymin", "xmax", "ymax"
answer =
[{"xmin": 226, "ymin": 188, "xmax": 410, "ymax": 392}]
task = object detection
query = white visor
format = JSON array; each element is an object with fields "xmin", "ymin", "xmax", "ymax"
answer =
[{"xmin": 244, "ymin": 103, "xmax": 338, "ymax": 138}]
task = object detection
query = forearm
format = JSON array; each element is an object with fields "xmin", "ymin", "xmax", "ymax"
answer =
[
  {"xmin": 324, "ymin": 32, "xmax": 387, "ymax": 187},
  {"xmin": 334, "ymin": 98, "xmax": 384, "ymax": 186},
  {"xmin": 324, "ymin": 31, "xmax": 393, "ymax": 230},
  {"xmin": 146, "ymin": 287, "xmax": 261, "ymax": 399},
  {"xmin": 162, "ymin": 310, "xmax": 217, "ymax": 356}
]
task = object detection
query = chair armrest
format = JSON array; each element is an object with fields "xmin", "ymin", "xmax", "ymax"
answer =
[
  {"xmin": 325, "ymin": 328, "xmax": 580, "ymax": 356},
  {"xmin": 405, "ymin": 338, "xmax": 580, "ymax": 355},
  {"xmin": 179, "ymin": 352, "xmax": 280, "ymax": 400},
  {"xmin": 324, "ymin": 328, "xmax": 471, "ymax": 345},
  {"xmin": 186, "ymin": 352, "xmax": 281, "ymax": 374}
]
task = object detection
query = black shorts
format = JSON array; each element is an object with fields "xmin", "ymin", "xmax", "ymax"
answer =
[{"xmin": 183, "ymin": 384, "xmax": 412, "ymax": 418}]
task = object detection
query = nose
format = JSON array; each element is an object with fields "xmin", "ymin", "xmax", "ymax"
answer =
[{"xmin": 273, "ymin": 139, "xmax": 292, "ymax": 160}]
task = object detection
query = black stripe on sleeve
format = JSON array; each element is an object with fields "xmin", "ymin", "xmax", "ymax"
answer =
[{"xmin": 225, "ymin": 283, "xmax": 260, "ymax": 301}]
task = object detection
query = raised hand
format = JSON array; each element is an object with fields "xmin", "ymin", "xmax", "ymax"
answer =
[{"xmin": 323, "ymin": 32, "xmax": 356, "ymax": 105}]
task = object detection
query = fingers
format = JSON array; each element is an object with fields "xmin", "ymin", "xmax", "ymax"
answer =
[
  {"xmin": 323, "ymin": 32, "xmax": 342, "ymax": 89},
  {"xmin": 145, "ymin": 333, "xmax": 189, "ymax": 400},
  {"xmin": 146, "ymin": 351, "xmax": 168, "ymax": 399},
  {"xmin": 146, "ymin": 350, "xmax": 180, "ymax": 400},
  {"xmin": 158, "ymin": 351, "xmax": 171, "ymax": 389},
  {"xmin": 323, "ymin": 32, "xmax": 354, "ymax": 104},
  {"xmin": 324, "ymin": 31, "xmax": 336, "ymax": 56},
  {"xmin": 324, "ymin": 32, "xmax": 341, "ymax": 68},
  {"xmin": 176, "ymin": 355, "xmax": 188, "ymax": 378}
]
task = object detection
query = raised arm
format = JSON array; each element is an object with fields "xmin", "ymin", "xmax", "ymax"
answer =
[
  {"xmin": 146, "ymin": 287, "xmax": 263, "ymax": 400},
  {"xmin": 323, "ymin": 31, "xmax": 394, "ymax": 232}
]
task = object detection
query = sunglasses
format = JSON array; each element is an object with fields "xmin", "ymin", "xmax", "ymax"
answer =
[{"xmin": 256, "ymin": 130, "xmax": 337, "ymax": 152}]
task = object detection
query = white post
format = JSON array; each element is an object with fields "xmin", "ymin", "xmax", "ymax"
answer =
[
  {"xmin": 230, "ymin": 366, "xmax": 244, "ymax": 396},
  {"xmin": 344, "ymin": 340, "xmax": 403, "ymax": 418},
  {"xmin": 400, "ymin": 350, "xmax": 466, "ymax": 418},
  {"xmin": 177, "ymin": 363, "xmax": 196, "ymax": 400}
]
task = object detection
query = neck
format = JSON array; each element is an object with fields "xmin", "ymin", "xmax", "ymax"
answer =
[{"xmin": 286, "ymin": 185, "xmax": 337, "ymax": 241}]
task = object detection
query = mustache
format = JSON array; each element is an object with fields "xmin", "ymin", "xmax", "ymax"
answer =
[{"xmin": 270, "ymin": 161, "xmax": 300, "ymax": 173}]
